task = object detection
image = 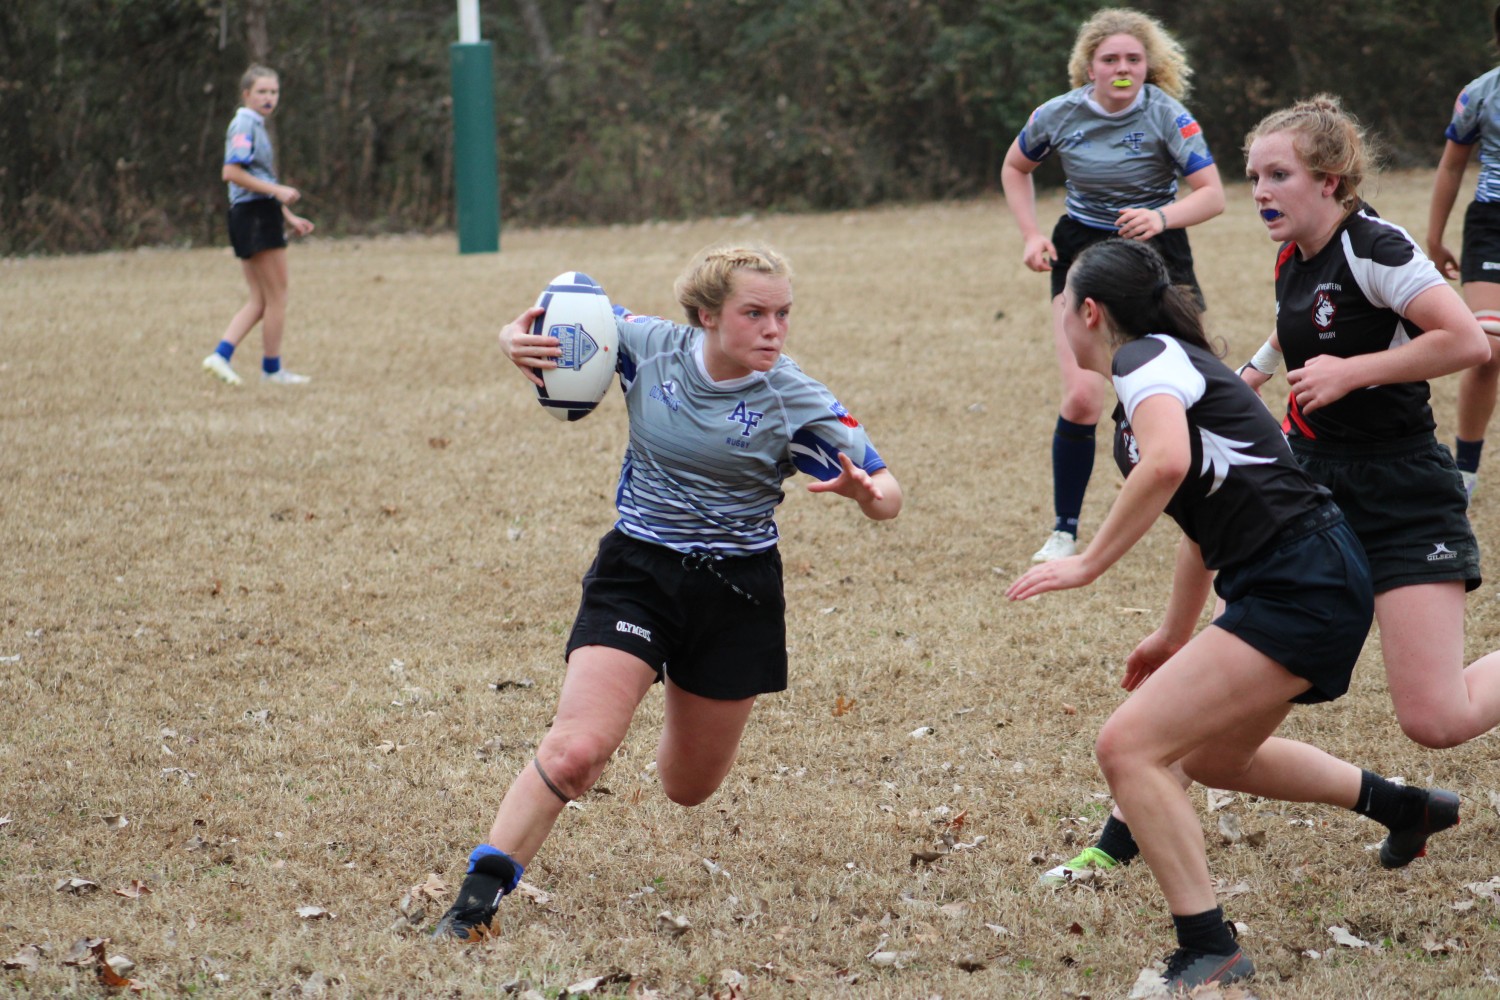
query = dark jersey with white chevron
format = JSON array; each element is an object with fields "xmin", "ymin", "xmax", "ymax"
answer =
[{"xmin": 1111, "ymin": 335, "xmax": 1329, "ymax": 569}]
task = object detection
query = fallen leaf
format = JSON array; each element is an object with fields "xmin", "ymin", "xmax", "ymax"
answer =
[
  {"xmin": 296, "ymin": 906, "xmax": 334, "ymax": 920},
  {"xmin": 955, "ymin": 955, "xmax": 986, "ymax": 972},
  {"xmin": 1067, "ymin": 921, "xmax": 1085, "ymax": 936},
  {"xmin": 410, "ymin": 873, "xmax": 446, "ymax": 900},
  {"xmin": 656, "ymin": 911, "xmax": 691, "ymax": 937},
  {"xmin": 1328, "ymin": 925, "xmax": 1370, "ymax": 949},
  {"xmin": 1, "ymin": 945, "xmax": 41, "ymax": 972},
  {"xmin": 566, "ymin": 971, "xmax": 632, "ymax": 994},
  {"xmin": 1205, "ymin": 788, "xmax": 1236, "ymax": 812},
  {"xmin": 867, "ymin": 950, "xmax": 915, "ymax": 968},
  {"xmin": 55, "ymin": 877, "xmax": 99, "ymax": 894},
  {"xmin": 114, "ymin": 880, "xmax": 152, "ymax": 899},
  {"xmin": 100, "ymin": 814, "xmax": 129, "ymax": 830},
  {"xmin": 1421, "ymin": 937, "xmax": 1464, "ymax": 954},
  {"xmin": 910, "ymin": 850, "xmax": 946, "ymax": 866},
  {"xmin": 428, "ymin": 437, "xmax": 449, "ymax": 449},
  {"xmin": 908, "ymin": 726, "xmax": 934, "ymax": 738},
  {"xmin": 832, "ymin": 696, "xmax": 856, "ymax": 717},
  {"xmin": 1214, "ymin": 880, "xmax": 1252, "ymax": 899},
  {"xmin": 1217, "ymin": 813, "xmax": 1243, "ymax": 845},
  {"xmin": 513, "ymin": 881, "xmax": 551, "ymax": 905},
  {"xmin": 1126, "ymin": 965, "xmax": 1172, "ymax": 998},
  {"xmin": 1061, "ymin": 702, "xmax": 1077, "ymax": 715},
  {"xmin": 1464, "ymin": 876, "xmax": 1500, "ymax": 901}
]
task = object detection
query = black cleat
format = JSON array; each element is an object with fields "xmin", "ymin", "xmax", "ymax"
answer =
[
  {"xmin": 1379, "ymin": 787, "xmax": 1460, "ymax": 870},
  {"xmin": 431, "ymin": 853, "xmax": 519, "ymax": 942},
  {"xmin": 1162, "ymin": 945, "xmax": 1255, "ymax": 991}
]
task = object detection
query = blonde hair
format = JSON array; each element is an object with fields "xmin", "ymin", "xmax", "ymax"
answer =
[
  {"xmin": 1243, "ymin": 94, "xmax": 1374, "ymax": 214},
  {"xmin": 674, "ymin": 244, "xmax": 793, "ymax": 327},
  {"xmin": 239, "ymin": 64, "xmax": 278, "ymax": 93},
  {"xmin": 1067, "ymin": 8, "xmax": 1191, "ymax": 100}
]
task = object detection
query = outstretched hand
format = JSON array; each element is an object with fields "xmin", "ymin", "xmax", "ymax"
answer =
[
  {"xmin": 1005, "ymin": 555, "xmax": 1098, "ymax": 602},
  {"xmin": 806, "ymin": 452, "xmax": 885, "ymax": 503},
  {"xmin": 498, "ymin": 305, "xmax": 560, "ymax": 388}
]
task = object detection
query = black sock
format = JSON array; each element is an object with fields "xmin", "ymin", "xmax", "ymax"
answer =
[
  {"xmin": 1096, "ymin": 814, "xmax": 1140, "ymax": 864},
  {"xmin": 1456, "ymin": 437, "xmax": 1484, "ymax": 474},
  {"xmin": 1172, "ymin": 907, "xmax": 1238, "ymax": 955},
  {"xmin": 1353, "ymin": 770, "xmax": 1426, "ymax": 830}
]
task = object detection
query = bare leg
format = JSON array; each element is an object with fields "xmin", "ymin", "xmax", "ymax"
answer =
[
  {"xmin": 485, "ymin": 646, "xmax": 656, "ymax": 866},
  {"xmin": 1379, "ymin": 582, "xmax": 1500, "ymax": 748},
  {"xmin": 655, "ymin": 679, "xmax": 756, "ymax": 806},
  {"xmin": 1456, "ymin": 281, "xmax": 1500, "ymax": 442},
  {"xmin": 244, "ymin": 247, "xmax": 290, "ymax": 359},
  {"xmin": 220, "ymin": 257, "xmax": 268, "ymax": 348},
  {"xmin": 1096, "ymin": 626, "xmax": 1346, "ymax": 915}
]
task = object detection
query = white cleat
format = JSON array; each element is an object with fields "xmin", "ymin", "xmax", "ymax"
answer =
[
  {"xmin": 202, "ymin": 353, "xmax": 243, "ymax": 386},
  {"xmin": 1031, "ymin": 530, "xmax": 1077, "ymax": 563},
  {"xmin": 262, "ymin": 369, "xmax": 311, "ymax": 385}
]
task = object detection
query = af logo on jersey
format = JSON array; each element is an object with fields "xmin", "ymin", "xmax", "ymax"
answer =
[{"xmin": 728, "ymin": 401, "xmax": 764, "ymax": 437}]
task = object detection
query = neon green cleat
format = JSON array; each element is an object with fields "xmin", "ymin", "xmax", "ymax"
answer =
[{"xmin": 1039, "ymin": 845, "xmax": 1118, "ymax": 884}]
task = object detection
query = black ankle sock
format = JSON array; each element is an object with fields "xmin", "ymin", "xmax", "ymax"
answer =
[
  {"xmin": 1353, "ymin": 770, "xmax": 1426, "ymax": 830},
  {"xmin": 1096, "ymin": 814, "xmax": 1140, "ymax": 864},
  {"xmin": 1172, "ymin": 906, "xmax": 1237, "ymax": 955},
  {"xmin": 1456, "ymin": 437, "xmax": 1484, "ymax": 474}
]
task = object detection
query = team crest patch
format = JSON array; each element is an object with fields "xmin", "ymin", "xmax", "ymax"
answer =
[
  {"xmin": 1312, "ymin": 291, "xmax": 1336, "ymax": 333},
  {"xmin": 1175, "ymin": 113, "xmax": 1201, "ymax": 139},
  {"xmin": 830, "ymin": 401, "xmax": 859, "ymax": 428},
  {"xmin": 1120, "ymin": 131, "xmax": 1146, "ymax": 153},
  {"xmin": 547, "ymin": 322, "xmax": 600, "ymax": 370}
]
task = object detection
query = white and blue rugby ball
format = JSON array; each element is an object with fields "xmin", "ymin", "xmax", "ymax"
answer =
[{"xmin": 531, "ymin": 271, "xmax": 618, "ymax": 421}]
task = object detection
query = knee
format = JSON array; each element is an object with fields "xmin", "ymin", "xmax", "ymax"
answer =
[
  {"xmin": 536, "ymin": 729, "xmax": 617, "ymax": 798},
  {"xmin": 1058, "ymin": 387, "xmax": 1104, "ymax": 424},
  {"xmin": 1094, "ymin": 722, "xmax": 1145, "ymax": 785},
  {"xmin": 1396, "ymin": 714, "xmax": 1468, "ymax": 750},
  {"xmin": 660, "ymin": 781, "xmax": 714, "ymax": 808}
]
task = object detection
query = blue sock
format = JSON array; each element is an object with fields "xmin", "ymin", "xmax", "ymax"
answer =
[
  {"xmin": 262, "ymin": 356, "xmax": 282, "ymax": 375},
  {"xmin": 467, "ymin": 844, "xmax": 523, "ymax": 893},
  {"xmin": 215, "ymin": 340, "xmax": 236, "ymax": 362},
  {"xmin": 1456, "ymin": 437, "xmax": 1484, "ymax": 474},
  {"xmin": 1052, "ymin": 416, "xmax": 1095, "ymax": 535}
]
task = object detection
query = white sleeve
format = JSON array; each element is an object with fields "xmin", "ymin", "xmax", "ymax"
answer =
[{"xmin": 1112, "ymin": 336, "xmax": 1205, "ymax": 423}]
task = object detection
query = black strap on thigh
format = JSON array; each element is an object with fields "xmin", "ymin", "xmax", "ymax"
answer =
[{"xmin": 533, "ymin": 757, "xmax": 571, "ymax": 804}]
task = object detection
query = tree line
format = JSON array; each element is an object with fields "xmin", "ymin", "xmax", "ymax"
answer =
[{"xmin": 2, "ymin": 0, "xmax": 1493, "ymax": 254}]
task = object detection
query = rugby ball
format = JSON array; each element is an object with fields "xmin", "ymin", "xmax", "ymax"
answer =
[{"xmin": 530, "ymin": 271, "xmax": 618, "ymax": 421}]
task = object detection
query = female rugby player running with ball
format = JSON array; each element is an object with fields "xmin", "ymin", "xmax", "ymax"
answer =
[{"xmin": 432, "ymin": 245, "xmax": 901, "ymax": 941}]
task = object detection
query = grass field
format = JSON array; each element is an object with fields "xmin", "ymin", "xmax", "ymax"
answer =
[{"xmin": 3, "ymin": 171, "xmax": 1498, "ymax": 998}]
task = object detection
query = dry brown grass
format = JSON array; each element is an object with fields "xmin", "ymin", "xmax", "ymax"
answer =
[{"xmin": 2, "ymin": 171, "xmax": 1498, "ymax": 999}]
